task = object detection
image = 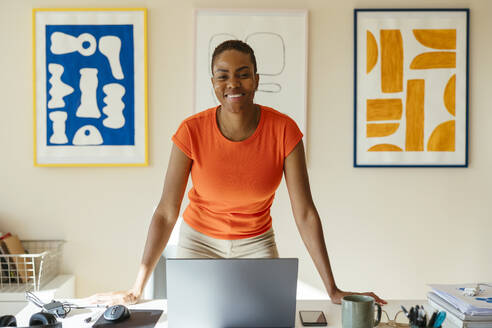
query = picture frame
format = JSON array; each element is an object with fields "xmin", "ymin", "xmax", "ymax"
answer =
[
  {"xmin": 354, "ymin": 9, "xmax": 469, "ymax": 167},
  {"xmin": 194, "ymin": 9, "xmax": 308, "ymax": 139},
  {"xmin": 33, "ymin": 8, "xmax": 148, "ymax": 166}
]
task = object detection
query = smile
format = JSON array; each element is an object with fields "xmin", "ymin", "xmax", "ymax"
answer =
[{"xmin": 225, "ymin": 93, "xmax": 245, "ymax": 98}]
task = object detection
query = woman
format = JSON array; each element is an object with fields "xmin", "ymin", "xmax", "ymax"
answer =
[{"xmin": 92, "ymin": 40, "xmax": 386, "ymax": 305}]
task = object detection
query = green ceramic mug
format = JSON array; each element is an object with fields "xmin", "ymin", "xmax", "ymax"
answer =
[{"xmin": 342, "ymin": 295, "xmax": 382, "ymax": 328}]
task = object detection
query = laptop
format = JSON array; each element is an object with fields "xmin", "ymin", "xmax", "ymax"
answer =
[{"xmin": 166, "ymin": 258, "xmax": 298, "ymax": 328}]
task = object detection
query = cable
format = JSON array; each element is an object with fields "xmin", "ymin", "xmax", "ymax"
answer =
[
  {"xmin": 25, "ymin": 291, "xmax": 106, "ymax": 318},
  {"xmin": 25, "ymin": 291, "xmax": 44, "ymax": 308},
  {"xmin": 62, "ymin": 303, "xmax": 107, "ymax": 309}
]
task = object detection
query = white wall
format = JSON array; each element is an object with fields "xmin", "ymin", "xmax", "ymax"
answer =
[{"xmin": 0, "ymin": 0, "xmax": 490, "ymax": 299}]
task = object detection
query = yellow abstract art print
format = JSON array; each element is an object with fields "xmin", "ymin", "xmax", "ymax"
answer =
[{"xmin": 354, "ymin": 9, "xmax": 469, "ymax": 167}]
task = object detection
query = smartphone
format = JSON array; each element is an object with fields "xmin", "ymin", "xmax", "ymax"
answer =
[{"xmin": 299, "ymin": 311, "xmax": 328, "ymax": 326}]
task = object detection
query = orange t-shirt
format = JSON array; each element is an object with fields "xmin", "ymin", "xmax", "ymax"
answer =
[{"xmin": 172, "ymin": 105, "xmax": 303, "ymax": 240}]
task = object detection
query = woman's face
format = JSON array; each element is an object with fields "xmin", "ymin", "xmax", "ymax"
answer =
[{"xmin": 211, "ymin": 50, "xmax": 259, "ymax": 112}]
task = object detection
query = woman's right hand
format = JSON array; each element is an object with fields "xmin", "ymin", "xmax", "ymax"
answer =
[{"xmin": 88, "ymin": 289, "xmax": 141, "ymax": 306}]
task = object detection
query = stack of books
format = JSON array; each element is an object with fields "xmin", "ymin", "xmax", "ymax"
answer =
[
  {"xmin": 428, "ymin": 283, "xmax": 492, "ymax": 328},
  {"xmin": 0, "ymin": 232, "xmax": 30, "ymax": 283}
]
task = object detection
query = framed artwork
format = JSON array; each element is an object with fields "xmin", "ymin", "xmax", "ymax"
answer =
[
  {"xmin": 194, "ymin": 9, "xmax": 308, "ymax": 138},
  {"xmin": 354, "ymin": 9, "xmax": 469, "ymax": 167},
  {"xmin": 33, "ymin": 8, "xmax": 148, "ymax": 166}
]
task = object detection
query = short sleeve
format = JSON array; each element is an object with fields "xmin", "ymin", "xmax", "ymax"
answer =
[
  {"xmin": 172, "ymin": 121, "xmax": 193, "ymax": 159},
  {"xmin": 284, "ymin": 119, "xmax": 304, "ymax": 157}
]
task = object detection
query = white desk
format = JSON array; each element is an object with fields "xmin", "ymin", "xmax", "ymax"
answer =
[{"xmin": 17, "ymin": 299, "xmax": 454, "ymax": 327}]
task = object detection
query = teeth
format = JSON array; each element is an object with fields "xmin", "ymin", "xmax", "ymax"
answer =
[{"xmin": 227, "ymin": 94, "xmax": 243, "ymax": 98}]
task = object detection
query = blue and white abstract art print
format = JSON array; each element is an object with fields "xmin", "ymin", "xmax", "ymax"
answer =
[{"xmin": 34, "ymin": 9, "xmax": 147, "ymax": 166}]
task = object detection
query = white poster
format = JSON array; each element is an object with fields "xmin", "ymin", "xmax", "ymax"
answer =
[{"xmin": 194, "ymin": 9, "xmax": 308, "ymax": 137}]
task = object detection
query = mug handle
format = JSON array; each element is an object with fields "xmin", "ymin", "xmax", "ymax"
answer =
[{"xmin": 373, "ymin": 303, "xmax": 382, "ymax": 327}]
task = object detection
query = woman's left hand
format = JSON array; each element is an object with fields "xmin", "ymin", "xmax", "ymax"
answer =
[{"xmin": 330, "ymin": 288, "xmax": 387, "ymax": 305}]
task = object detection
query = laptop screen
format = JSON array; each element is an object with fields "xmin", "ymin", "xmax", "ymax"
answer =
[{"xmin": 166, "ymin": 258, "xmax": 298, "ymax": 328}]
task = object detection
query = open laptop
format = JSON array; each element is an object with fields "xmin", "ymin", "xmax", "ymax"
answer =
[{"xmin": 166, "ymin": 258, "xmax": 298, "ymax": 328}]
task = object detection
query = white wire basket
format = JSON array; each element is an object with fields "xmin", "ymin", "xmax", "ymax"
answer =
[{"xmin": 0, "ymin": 240, "xmax": 65, "ymax": 292}]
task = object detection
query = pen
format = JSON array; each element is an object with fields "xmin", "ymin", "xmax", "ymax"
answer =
[
  {"xmin": 401, "ymin": 305, "xmax": 409, "ymax": 317},
  {"xmin": 417, "ymin": 308, "xmax": 424, "ymax": 327},
  {"xmin": 415, "ymin": 306, "xmax": 421, "ymax": 325},
  {"xmin": 434, "ymin": 311, "xmax": 446, "ymax": 328},
  {"xmin": 428, "ymin": 310, "xmax": 438, "ymax": 327},
  {"xmin": 70, "ymin": 304, "xmax": 108, "ymax": 309},
  {"xmin": 412, "ymin": 307, "xmax": 418, "ymax": 325}
]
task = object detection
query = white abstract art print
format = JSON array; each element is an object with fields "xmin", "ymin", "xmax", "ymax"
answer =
[{"xmin": 194, "ymin": 9, "xmax": 308, "ymax": 137}]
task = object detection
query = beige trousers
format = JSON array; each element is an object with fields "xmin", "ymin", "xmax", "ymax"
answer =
[{"xmin": 176, "ymin": 220, "xmax": 279, "ymax": 259}]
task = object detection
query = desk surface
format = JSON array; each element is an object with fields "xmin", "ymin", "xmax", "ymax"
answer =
[{"xmin": 17, "ymin": 299, "xmax": 450, "ymax": 327}]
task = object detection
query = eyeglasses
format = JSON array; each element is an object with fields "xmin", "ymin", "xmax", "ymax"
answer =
[{"xmin": 377, "ymin": 310, "xmax": 410, "ymax": 327}]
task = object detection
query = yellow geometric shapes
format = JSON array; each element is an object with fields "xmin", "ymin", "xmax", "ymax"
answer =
[
  {"xmin": 381, "ymin": 30, "xmax": 403, "ymax": 93},
  {"xmin": 405, "ymin": 79, "xmax": 425, "ymax": 151},
  {"xmin": 410, "ymin": 52, "xmax": 456, "ymax": 69},
  {"xmin": 444, "ymin": 74, "xmax": 456, "ymax": 116},
  {"xmin": 413, "ymin": 29, "xmax": 456, "ymax": 50},
  {"xmin": 428, "ymin": 120, "xmax": 455, "ymax": 151},
  {"xmin": 367, "ymin": 31, "xmax": 378, "ymax": 74},
  {"xmin": 366, "ymin": 123, "xmax": 399, "ymax": 137},
  {"xmin": 366, "ymin": 99, "xmax": 402, "ymax": 121},
  {"xmin": 368, "ymin": 144, "xmax": 403, "ymax": 152}
]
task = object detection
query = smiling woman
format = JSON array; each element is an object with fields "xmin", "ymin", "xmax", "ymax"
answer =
[
  {"xmin": 210, "ymin": 42, "xmax": 260, "ymax": 141},
  {"xmin": 90, "ymin": 40, "xmax": 386, "ymax": 307}
]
